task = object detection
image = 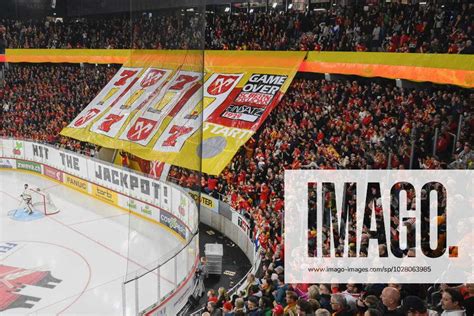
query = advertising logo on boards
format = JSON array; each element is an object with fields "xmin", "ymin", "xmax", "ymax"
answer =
[
  {"xmin": 93, "ymin": 185, "xmax": 118, "ymax": 204},
  {"xmin": 64, "ymin": 174, "xmax": 88, "ymax": 194},
  {"xmin": 0, "ymin": 159, "xmax": 13, "ymax": 169},
  {"xmin": 188, "ymin": 191, "xmax": 217, "ymax": 212},
  {"xmin": 126, "ymin": 199, "xmax": 137, "ymax": 211},
  {"xmin": 141, "ymin": 205, "xmax": 152, "ymax": 216},
  {"xmin": 160, "ymin": 212, "xmax": 186, "ymax": 239},
  {"xmin": 43, "ymin": 165, "xmax": 63, "ymax": 182},
  {"xmin": 178, "ymin": 196, "xmax": 187, "ymax": 217},
  {"xmin": 237, "ymin": 214, "xmax": 249, "ymax": 234},
  {"xmin": 13, "ymin": 141, "xmax": 23, "ymax": 156},
  {"xmin": 16, "ymin": 160, "xmax": 41, "ymax": 173}
]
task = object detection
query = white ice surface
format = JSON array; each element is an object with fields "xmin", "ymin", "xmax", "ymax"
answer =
[{"xmin": 0, "ymin": 170, "xmax": 183, "ymax": 315}]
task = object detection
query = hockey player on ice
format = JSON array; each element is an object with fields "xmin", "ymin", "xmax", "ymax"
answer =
[{"xmin": 20, "ymin": 183, "xmax": 34, "ymax": 215}]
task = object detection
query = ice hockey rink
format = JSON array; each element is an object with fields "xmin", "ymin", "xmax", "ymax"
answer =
[{"xmin": 0, "ymin": 170, "xmax": 183, "ymax": 315}]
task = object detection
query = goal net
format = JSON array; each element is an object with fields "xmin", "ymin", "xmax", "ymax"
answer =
[{"xmin": 27, "ymin": 188, "xmax": 60, "ymax": 215}]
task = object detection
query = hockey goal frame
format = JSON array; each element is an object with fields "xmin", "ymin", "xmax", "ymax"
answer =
[{"xmin": 27, "ymin": 188, "xmax": 60, "ymax": 216}]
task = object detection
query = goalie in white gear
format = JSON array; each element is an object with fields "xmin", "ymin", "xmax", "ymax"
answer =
[{"xmin": 20, "ymin": 183, "xmax": 34, "ymax": 215}]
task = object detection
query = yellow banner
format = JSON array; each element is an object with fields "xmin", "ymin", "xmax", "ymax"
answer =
[
  {"xmin": 92, "ymin": 184, "xmax": 118, "ymax": 205},
  {"xmin": 5, "ymin": 49, "xmax": 130, "ymax": 64},
  {"xmin": 64, "ymin": 174, "xmax": 89, "ymax": 194},
  {"xmin": 301, "ymin": 52, "xmax": 474, "ymax": 88},
  {"xmin": 187, "ymin": 190, "xmax": 218, "ymax": 211},
  {"xmin": 61, "ymin": 51, "xmax": 305, "ymax": 175},
  {"xmin": 6, "ymin": 49, "xmax": 472, "ymax": 87}
]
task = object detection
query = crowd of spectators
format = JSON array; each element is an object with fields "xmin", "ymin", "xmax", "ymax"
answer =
[
  {"xmin": 0, "ymin": 14, "xmax": 203, "ymax": 49},
  {"xmin": 0, "ymin": 63, "xmax": 119, "ymax": 155},
  {"xmin": 207, "ymin": 3, "xmax": 473, "ymax": 53},
  {"xmin": 200, "ymin": 280, "xmax": 473, "ymax": 315},
  {"xmin": 168, "ymin": 77, "xmax": 473, "ymax": 315},
  {"xmin": 1, "ymin": 3, "xmax": 473, "ymax": 53}
]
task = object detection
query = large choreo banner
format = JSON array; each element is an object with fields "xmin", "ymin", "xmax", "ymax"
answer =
[{"xmin": 61, "ymin": 51, "xmax": 305, "ymax": 175}]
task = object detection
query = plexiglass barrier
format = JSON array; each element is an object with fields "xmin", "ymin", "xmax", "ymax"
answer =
[{"xmin": 123, "ymin": 233, "xmax": 199, "ymax": 315}]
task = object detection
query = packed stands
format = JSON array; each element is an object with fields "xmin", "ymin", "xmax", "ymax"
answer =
[
  {"xmin": 0, "ymin": 13, "xmax": 203, "ymax": 49},
  {"xmin": 1, "ymin": 3, "xmax": 473, "ymax": 53},
  {"xmin": 207, "ymin": 3, "xmax": 473, "ymax": 53},
  {"xmin": 0, "ymin": 63, "xmax": 119, "ymax": 155}
]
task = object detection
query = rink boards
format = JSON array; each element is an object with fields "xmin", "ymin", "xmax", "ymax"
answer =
[{"xmin": 0, "ymin": 138, "xmax": 198, "ymax": 239}]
